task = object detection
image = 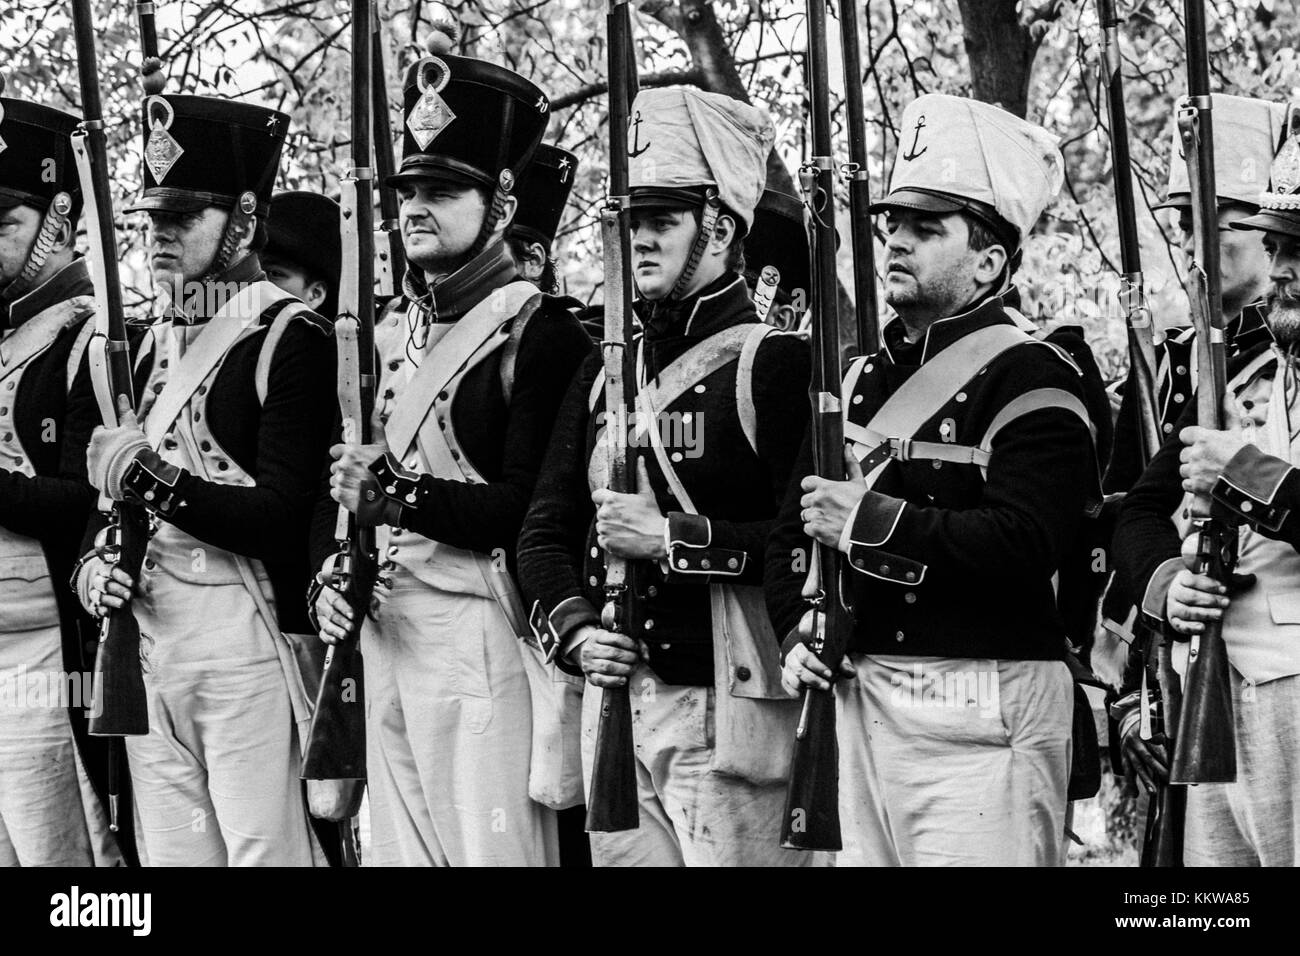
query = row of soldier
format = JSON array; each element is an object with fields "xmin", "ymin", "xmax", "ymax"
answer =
[{"xmin": 1, "ymin": 26, "xmax": 1297, "ymax": 867}]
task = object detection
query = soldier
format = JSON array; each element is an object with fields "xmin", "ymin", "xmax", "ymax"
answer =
[
  {"xmin": 0, "ymin": 96, "xmax": 133, "ymax": 867},
  {"xmin": 770, "ymin": 93, "xmax": 1096, "ymax": 866},
  {"xmin": 517, "ymin": 86, "xmax": 813, "ymax": 868},
  {"xmin": 262, "ymin": 191, "xmax": 342, "ymax": 321},
  {"xmin": 1113, "ymin": 109, "xmax": 1300, "ymax": 865},
  {"xmin": 1105, "ymin": 94, "xmax": 1285, "ymax": 494},
  {"xmin": 743, "ymin": 187, "xmax": 810, "ymax": 331},
  {"xmin": 312, "ymin": 48, "xmax": 593, "ymax": 867},
  {"xmin": 507, "ymin": 143, "xmax": 578, "ymax": 295},
  {"xmin": 1103, "ymin": 95, "xmax": 1285, "ymax": 796},
  {"xmin": 74, "ymin": 94, "xmax": 337, "ymax": 866}
]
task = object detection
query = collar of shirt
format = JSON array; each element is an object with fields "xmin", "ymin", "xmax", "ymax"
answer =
[
  {"xmin": 164, "ymin": 252, "xmax": 266, "ymax": 326},
  {"xmin": 881, "ymin": 290, "xmax": 1014, "ymax": 368},
  {"xmin": 0, "ymin": 256, "xmax": 93, "ymax": 333},
  {"xmin": 401, "ymin": 237, "xmax": 519, "ymax": 326},
  {"xmin": 1230, "ymin": 300, "xmax": 1274, "ymax": 356},
  {"xmin": 634, "ymin": 272, "xmax": 753, "ymax": 342}
]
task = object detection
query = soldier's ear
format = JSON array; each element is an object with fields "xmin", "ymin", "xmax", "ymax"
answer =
[
  {"xmin": 51, "ymin": 214, "xmax": 75, "ymax": 254},
  {"xmin": 709, "ymin": 211, "xmax": 738, "ymax": 258},
  {"xmin": 304, "ymin": 279, "xmax": 327, "ymax": 311},
  {"xmin": 972, "ymin": 242, "xmax": 1008, "ymax": 287},
  {"xmin": 495, "ymin": 194, "xmax": 519, "ymax": 234}
]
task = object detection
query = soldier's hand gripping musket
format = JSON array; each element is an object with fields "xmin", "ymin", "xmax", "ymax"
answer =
[
  {"xmin": 777, "ymin": 0, "xmax": 861, "ymax": 853},
  {"xmin": 1096, "ymin": 0, "xmax": 1186, "ymax": 866},
  {"xmin": 301, "ymin": 0, "xmax": 379, "ymax": 791},
  {"xmin": 584, "ymin": 0, "xmax": 640, "ymax": 834},
  {"xmin": 69, "ymin": 0, "xmax": 150, "ymax": 743},
  {"xmin": 1168, "ymin": 0, "xmax": 1238, "ymax": 787}
]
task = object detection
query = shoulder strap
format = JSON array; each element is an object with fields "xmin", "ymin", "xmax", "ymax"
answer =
[
  {"xmin": 735, "ymin": 323, "xmax": 776, "ymax": 456},
  {"xmin": 66, "ymin": 305, "xmax": 97, "ymax": 396},
  {"xmin": 255, "ymin": 299, "xmax": 314, "ymax": 405},
  {"xmin": 499, "ymin": 291, "xmax": 545, "ymax": 406},
  {"xmin": 845, "ymin": 323, "xmax": 1030, "ymax": 484}
]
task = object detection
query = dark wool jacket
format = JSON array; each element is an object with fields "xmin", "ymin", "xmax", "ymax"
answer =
[
  {"xmin": 83, "ymin": 254, "xmax": 337, "ymax": 637},
  {"xmin": 310, "ymin": 241, "xmax": 594, "ymax": 577},
  {"xmin": 1, "ymin": 257, "xmax": 138, "ymax": 864},
  {"xmin": 517, "ymin": 272, "xmax": 811, "ymax": 687},
  {"xmin": 766, "ymin": 293, "xmax": 1095, "ymax": 662}
]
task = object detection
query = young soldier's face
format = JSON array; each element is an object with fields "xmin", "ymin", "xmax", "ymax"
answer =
[
  {"xmin": 146, "ymin": 206, "xmax": 230, "ymax": 290},
  {"xmin": 1177, "ymin": 204, "xmax": 1271, "ymax": 317},
  {"xmin": 1263, "ymin": 230, "xmax": 1300, "ymax": 346},
  {"xmin": 882, "ymin": 209, "xmax": 990, "ymax": 319},
  {"xmin": 397, "ymin": 181, "xmax": 486, "ymax": 273},
  {"xmin": 263, "ymin": 256, "xmax": 327, "ymax": 312},
  {"xmin": 0, "ymin": 203, "xmax": 42, "ymax": 286},
  {"xmin": 630, "ymin": 207, "xmax": 696, "ymax": 301}
]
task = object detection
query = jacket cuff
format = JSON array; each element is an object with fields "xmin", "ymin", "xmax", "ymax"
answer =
[
  {"xmin": 122, "ymin": 449, "xmax": 186, "ymax": 518},
  {"xmin": 665, "ymin": 511, "xmax": 747, "ymax": 577},
  {"xmin": 842, "ymin": 492, "xmax": 925, "ymax": 585},
  {"xmin": 1140, "ymin": 556, "xmax": 1183, "ymax": 627},
  {"xmin": 544, "ymin": 595, "xmax": 600, "ymax": 677},
  {"xmin": 1212, "ymin": 444, "xmax": 1293, "ymax": 533},
  {"xmin": 371, "ymin": 453, "xmax": 429, "ymax": 511}
]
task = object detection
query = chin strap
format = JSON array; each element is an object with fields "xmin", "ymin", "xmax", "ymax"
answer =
[
  {"xmin": 204, "ymin": 190, "xmax": 259, "ymax": 281},
  {"xmin": 0, "ymin": 192, "xmax": 73, "ymax": 310},
  {"xmin": 668, "ymin": 188, "xmax": 721, "ymax": 302},
  {"xmin": 468, "ymin": 169, "xmax": 516, "ymax": 262}
]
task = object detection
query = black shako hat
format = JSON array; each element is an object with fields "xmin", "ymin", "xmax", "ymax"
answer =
[
  {"xmin": 745, "ymin": 188, "xmax": 809, "ymax": 300},
  {"xmin": 264, "ymin": 191, "xmax": 342, "ymax": 284},
  {"xmin": 126, "ymin": 94, "xmax": 287, "ymax": 216},
  {"xmin": 508, "ymin": 143, "xmax": 578, "ymax": 249},
  {"xmin": 388, "ymin": 53, "xmax": 548, "ymax": 191},
  {"xmin": 0, "ymin": 99, "xmax": 82, "ymax": 213}
]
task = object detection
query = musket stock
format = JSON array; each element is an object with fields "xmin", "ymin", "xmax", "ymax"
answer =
[
  {"xmin": 780, "ymin": 0, "xmax": 856, "ymax": 853},
  {"xmin": 1169, "ymin": 0, "xmax": 1236, "ymax": 786},
  {"xmin": 300, "ymin": 0, "xmax": 377, "ymax": 784},
  {"xmin": 69, "ymin": 0, "xmax": 150, "ymax": 738},
  {"xmin": 585, "ymin": 0, "xmax": 641, "ymax": 834}
]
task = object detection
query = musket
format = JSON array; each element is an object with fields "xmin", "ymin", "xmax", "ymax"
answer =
[
  {"xmin": 300, "ymin": 0, "xmax": 377, "ymax": 786},
  {"xmin": 584, "ymin": 0, "xmax": 640, "ymax": 834},
  {"xmin": 370, "ymin": 4, "xmax": 405, "ymax": 298},
  {"xmin": 837, "ymin": 0, "xmax": 879, "ymax": 357},
  {"xmin": 69, "ymin": 0, "xmax": 150, "ymax": 746},
  {"xmin": 779, "ymin": 0, "xmax": 854, "ymax": 852},
  {"xmin": 1169, "ymin": 0, "xmax": 1236, "ymax": 786},
  {"xmin": 1097, "ymin": 0, "xmax": 1185, "ymax": 866}
]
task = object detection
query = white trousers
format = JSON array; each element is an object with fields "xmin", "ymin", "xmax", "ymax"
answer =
[
  {"xmin": 0, "ymin": 622, "xmax": 94, "ymax": 867},
  {"xmin": 363, "ymin": 575, "xmax": 558, "ymax": 866},
  {"xmin": 129, "ymin": 566, "xmax": 315, "ymax": 867},
  {"xmin": 1185, "ymin": 668, "xmax": 1300, "ymax": 866},
  {"xmin": 582, "ymin": 663, "xmax": 818, "ymax": 867},
  {"xmin": 837, "ymin": 654, "xmax": 1073, "ymax": 866}
]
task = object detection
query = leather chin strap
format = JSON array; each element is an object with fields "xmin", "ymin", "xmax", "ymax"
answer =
[
  {"xmin": 468, "ymin": 169, "xmax": 516, "ymax": 262},
  {"xmin": 0, "ymin": 192, "xmax": 73, "ymax": 310},
  {"xmin": 204, "ymin": 190, "xmax": 259, "ymax": 281},
  {"xmin": 668, "ymin": 188, "xmax": 721, "ymax": 302}
]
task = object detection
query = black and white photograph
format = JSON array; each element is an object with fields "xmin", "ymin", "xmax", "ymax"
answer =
[{"xmin": 0, "ymin": 0, "xmax": 1294, "ymax": 934}]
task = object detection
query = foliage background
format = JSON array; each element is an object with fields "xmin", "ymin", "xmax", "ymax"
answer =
[
  {"xmin": 5, "ymin": 0, "xmax": 1300, "ymax": 375},
  {"xmin": 7, "ymin": 0, "xmax": 1296, "ymax": 863}
]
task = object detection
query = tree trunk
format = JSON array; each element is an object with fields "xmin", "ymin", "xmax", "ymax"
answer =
[{"xmin": 955, "ymin": 0, "xmax": 1049, "ymax": 118}]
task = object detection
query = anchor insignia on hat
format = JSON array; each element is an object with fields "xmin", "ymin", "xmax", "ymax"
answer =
[
  {"xmin": 558, "ymin": 155, "xmax": 572, "ymax": 183},
  {"xmin": 629, "ymin": 110, "xmax": 650, "ymax": 158},
  {"xmin": 903, "ymin": 115, "xmax": 928, "ymax": 161},
  {"xmin": 408, "ymin": 56, "xmax": 456, "ymax": 150},
  {"xmin": 144, "ymin": 95, "xmax": 184, "ymax": 185}
]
